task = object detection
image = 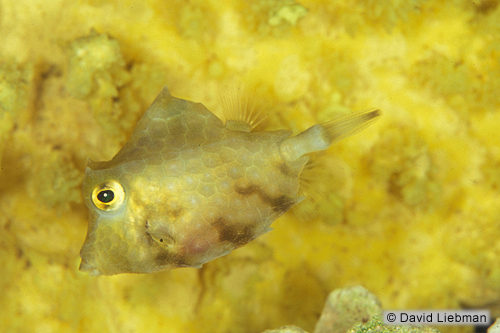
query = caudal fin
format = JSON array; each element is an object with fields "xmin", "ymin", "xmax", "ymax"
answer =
[
  {"xmin": 279, "ymin": 109, "xmax": 380, "ymax": 162},
  {"xmin": 321, "ymin": 109, "xmax": 380, "ymax": 143}
]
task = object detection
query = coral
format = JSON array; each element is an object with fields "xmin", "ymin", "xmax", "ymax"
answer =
[
  {"xmin": 191, "ymin": 252, "xmax": 326, "ymax": 332},
  {"xmin": 348, "ymin": 315, "xmax": 440, "ymax": 333},
  {"xmin": 66, "ymin": 32, "xmax": 129, "ymax": 99},
  {"xmin": 307, "ymin": 0, "xmax": 425, "ymax": 35},
  {"xmin": 409, "ymin": 51, "xmax": 500, "ymax": 117},
  {"xmin": 482, "ymin": 149, "xmax": 500, "ymax": 191},
  {"xmin": 26, "ymin": 145, "xmax": 82, "ymax": 208},
  {"xmin": 0, "ymin": 61, "xmax": 33, "ymax": 169},
  {"xmin": 314, "ymin": 286, "xmax": 382, "ymax": 333},
  {"xmin": 368, "ymin": 124, "xmax": 440, "ymax": 209},
  {"xmin": 488, "ymin": 318, "xmax": 500, "ymax": 333},
  {"xmin": 1, "ymin": 0, "xmax": 500, "ymax": 333},
  {"xmin": 176, "ymin": 1, "xmax": 219, "ymax": 43},
  {"xmin": 443, "ymin": 198, "xmax": 500, "ymax": 306},
  {"xmin": 268, "ymin": 3, "xmax": 308, "ymax": 27},
  {"xmin": 264, "ymin": 326, "xmax": 308, "ymax": 333},
  {"xmin": 0, "ymin": 62, "xmax": 32, "ymax": 114},
  {"xmin": 263, "ymin": 286, "xmax": 442, "ymax": 333},
  {"xmin": 274, "ymin": 54, "xmax": 311, "ymax": 102},
  {"xmin": 66, "ymin": 31, "xmax": 132, "ymax": 138},
  {"xmin": 242, "ymin": 0, "xmax": 308, "ymax": 36}
]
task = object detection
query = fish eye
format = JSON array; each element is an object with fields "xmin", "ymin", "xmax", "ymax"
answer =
[
  {"xmin": 97, "ymin": 190, "xmax": 114, "ymax": 203},
  {"xmin": 91, "ymin": 180, "xmax": 125, "ymax": 211}
]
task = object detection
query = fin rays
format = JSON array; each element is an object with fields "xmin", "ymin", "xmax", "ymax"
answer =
[
  {"xmin": 219, "ymin": 85, "xmax": 268, "ymax": 132},
  {"xmin": 279, "ymin": 109, "xmax": 380, "ymax": 162},
  {"xmin": 322, "ymin": 109, "xmax": 380, "ymax": 143}
]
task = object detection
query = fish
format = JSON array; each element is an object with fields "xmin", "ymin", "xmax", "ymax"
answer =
[{"xmin": 79, "ymin": 86, "xmax": 380, "ymax": 276}]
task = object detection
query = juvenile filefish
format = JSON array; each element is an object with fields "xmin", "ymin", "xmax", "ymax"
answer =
[{"xmin": 80, "ymin": 86, "xmax": 379, "ymax": 275}]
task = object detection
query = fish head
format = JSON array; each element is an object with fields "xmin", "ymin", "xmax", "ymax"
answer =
[
  {"xmin": 80, "ymin": 158, "xmax": 185, "ymax": 276},
  {"xmin": 80, "ymin": 152, "xmax": 227, "ymax": 276}
]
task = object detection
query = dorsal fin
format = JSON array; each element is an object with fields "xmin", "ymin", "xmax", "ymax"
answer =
[
  {"xmin": 218, "ymin": 84, "xmax": 268, "ymax": 132},
  {"xmin": 91, "ymin": 86, "xmax": 225, "ymax": 169}
]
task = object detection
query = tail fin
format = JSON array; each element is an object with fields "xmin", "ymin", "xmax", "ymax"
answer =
[
  {"xmin": 279, "ymin": 109, "xmax": 380, "ymax": 162},
  {"xmin": 321, "ymin": 109, "xmax": 380, "ymax": 143}
]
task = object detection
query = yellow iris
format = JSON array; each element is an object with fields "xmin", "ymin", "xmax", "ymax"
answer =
[{"xmin": 91, "ymin": 180, "xmax": 125, "ymax": 211}]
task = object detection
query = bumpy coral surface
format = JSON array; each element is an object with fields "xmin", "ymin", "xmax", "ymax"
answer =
[
  {"xmin": 1, "ymin": 0, "xmax": 499, "ymax": 332},
  {"xmin": 348, "ymin": 315, "xmax": 441, "ymax": 333}
]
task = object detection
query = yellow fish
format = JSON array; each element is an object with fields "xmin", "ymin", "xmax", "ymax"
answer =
[{"xmin": 80, "ymin": 87, "xmax": 379, "ymax": 276}]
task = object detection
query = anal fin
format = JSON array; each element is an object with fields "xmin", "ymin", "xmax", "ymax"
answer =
[{"xmin": 294, "ymin": 156, "xmax": 350, "ymax": 224}]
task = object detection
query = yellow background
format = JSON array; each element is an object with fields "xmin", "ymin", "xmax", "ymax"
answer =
[{"xmin": 1, "ymin": 0, "xmax": 499, "ymax": 332}]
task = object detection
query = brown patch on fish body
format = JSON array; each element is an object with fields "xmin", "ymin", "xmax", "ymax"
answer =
[{"xmin": 210, "ymin": 217, "xmax": 255, "ymax": 247}]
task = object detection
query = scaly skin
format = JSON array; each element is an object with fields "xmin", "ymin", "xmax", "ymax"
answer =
[
  {"xmin": 80, "ymin": 86, "xmax": 379, "ymax": 275},
  {"xmin": 80, "ymin": 87, "xmax": 307, "ymax": 275}
]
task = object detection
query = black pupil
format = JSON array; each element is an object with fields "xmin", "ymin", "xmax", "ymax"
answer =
[{"xmin": 97, "ymin": 190, "xmax": 115, "ymax": 203}]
